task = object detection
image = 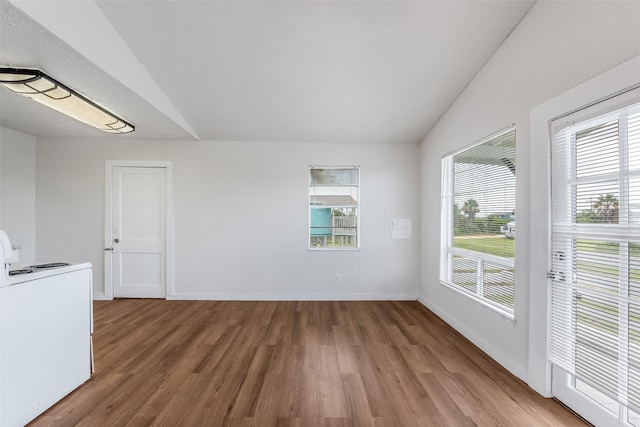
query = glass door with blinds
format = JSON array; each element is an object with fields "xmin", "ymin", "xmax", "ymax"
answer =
[{"xmin": 549, "ymin": 94, "xmax": 640, "ymax": 426}]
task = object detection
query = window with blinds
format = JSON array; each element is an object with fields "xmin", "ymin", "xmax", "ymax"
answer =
[
  {"xmin": 549, "ymin": 98, "xmax": 640, "ymax": 419},
  {"xmin": 440, "ymin": 127, "xmax": 516, "ymax": 316},
  {"xmin": 309, "ymin": 166, "xmax": 359, "ymax": 249}
]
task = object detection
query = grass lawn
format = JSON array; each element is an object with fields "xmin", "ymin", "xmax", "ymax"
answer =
[
  {"xmin": 454, "ymin": 235, "xmax": 515, "ymax": 258},
  {"xmin": 576, "ymin": 239, "xmax": 640, "ymax": 256},
  {"xmin": 575, "ymin": 239, "xmax": 640, "ymax": 284}
]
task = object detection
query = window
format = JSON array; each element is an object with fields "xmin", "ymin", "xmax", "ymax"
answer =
[
  {"xmin": 440, "ymin": 127, "xmax": 516, "ymax": 317},
  {"xmin": 549, "ymin": 98, "xmax": 640, "ymax": 423},
  {"xmin": 309, "ymin": 166, "xmax": 359, "ymax": 249}
]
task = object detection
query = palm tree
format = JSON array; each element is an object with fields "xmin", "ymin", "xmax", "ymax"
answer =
[
  {"xmin": 592, "ymin": 194, "xmax": 619, "ymax": 224},
  {"xmin": 462, "ymin": 199, "xmax": 480, "ymax": 220}
]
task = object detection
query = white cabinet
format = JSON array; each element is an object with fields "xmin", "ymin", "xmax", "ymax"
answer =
[{"xmin": 0, "ymin": 267, "xmax": 92, "ymax": 427}]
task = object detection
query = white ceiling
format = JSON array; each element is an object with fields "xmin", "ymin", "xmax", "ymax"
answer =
[{"xmin": 0, "ymin": 0, "xmax": 534, "ymax": 143}]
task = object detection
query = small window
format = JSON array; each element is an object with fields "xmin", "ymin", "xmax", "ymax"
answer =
[
  {"xmin": 440, "ymin": 127, "xmax": 516, "ymax": 317},
  {"xmin": 309, "ymin": 166, "xmax": 359, "ymax": 249}
]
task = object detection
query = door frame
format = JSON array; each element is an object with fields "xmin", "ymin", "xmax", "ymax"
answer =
[
  {"xmin": 528, "ymin": 55, "xmax": 640, "ymax": 400},
  {"xmin": 104, "ymin": 160, "xmax": 174, "ymax": 300},
  {"xmin": 551, "ymin": 365, "xmax": 623, "ymax": 427}
]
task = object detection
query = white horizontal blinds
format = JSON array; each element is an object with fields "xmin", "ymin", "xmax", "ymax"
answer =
[
  {"xmin": 629, "ymin": 240, "xmax": 640, "ymax": 412},
  {"xmin": 549, "ymin": 99, "xmax": 640, "ymax": 413},
  {"xmin": 630, "ymin": 111, "xmax": 640, "ymax": 173},
  {"xmin": 309, "ymin": 167, "xmax": 359, "ymax": 249},
  {"xmin": 630, "ymin": 108, "xmax": 640, "ymax": 413},
  {"xmin": 441, "ymin": 127, "xmax": 516, "ymax": 315},
  {"xmin": 440, "ymin": 157, "xmax": 454, "ymax": 283},
  {"xmin": 310, "ymin": 168, "xmax": 358, "ymax": 187}
]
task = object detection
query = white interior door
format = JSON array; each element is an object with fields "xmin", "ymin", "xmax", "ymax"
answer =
[{"xmin": 107, "ymin": 165, "xmax": 168, "ymax": 299}]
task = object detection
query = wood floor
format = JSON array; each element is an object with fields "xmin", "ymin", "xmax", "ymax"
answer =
[{"xmin": 30, "ymin": 300, "xmax": 586, "ymax": 426}]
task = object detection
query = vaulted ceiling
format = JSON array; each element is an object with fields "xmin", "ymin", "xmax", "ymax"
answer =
[{"xmin": 0, "ymin": 0, "xmax": 534, "ymax": 143}]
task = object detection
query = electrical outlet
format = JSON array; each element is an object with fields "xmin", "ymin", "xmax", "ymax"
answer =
[{"xmin": 334, "ymin": 274, "xmax": 342, "ymax": 283}]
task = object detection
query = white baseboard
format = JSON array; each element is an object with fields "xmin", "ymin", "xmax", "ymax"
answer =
[
  {"xmin": 417, "ymin": 295, "xmax": 526, "ymax": 381},
  {"xmin": 166, "ymin": 292, "xmax": 417, "ymax": 301},
  {"xmin": 94, "ymin": 291, "xmax": 416, "ymax": 301}
]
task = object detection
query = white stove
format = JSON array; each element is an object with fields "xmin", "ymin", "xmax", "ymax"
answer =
[
  {"xmin": 0, "ymin": 230, "xmax": 93, "ymax": 427},
  {"xmin": 7, "ymin": 262, "xmax": 92, "ymax": 286},
  {"xmin": 0, "ymin": 230, "xmax": 91, "ymax": 287}
]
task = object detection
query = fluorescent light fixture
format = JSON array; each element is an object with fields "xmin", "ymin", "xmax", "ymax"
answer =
[{"xmin": 0, "ymin": 67, "xmax": 134, "ymax": 134}]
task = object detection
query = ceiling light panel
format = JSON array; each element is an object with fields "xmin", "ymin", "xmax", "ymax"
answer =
[{"xmin": 0, "ymin": 67, "xmax": 134, "ymax": 134}]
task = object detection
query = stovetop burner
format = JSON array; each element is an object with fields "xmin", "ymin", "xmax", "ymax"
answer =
[
  {"xmin": 28, "ymin": 262, "xmax": 71, "ymax": 269},
  {"xmin": 9, "ymin": 263, "xmax": 72, "ymax": 277},
  {"xmin": 9, "ymin": 269, "xmax": 34, "ymax": 276}
]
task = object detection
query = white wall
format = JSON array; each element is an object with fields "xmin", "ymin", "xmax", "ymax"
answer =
[
  {"xmin": 418, "ymin": 1, "xmax": 640, "ymax": 387},
  {"xmin": 35, "ymin": 138, "xmax": 420, "ymax": 300},
  {"xmin": 0, "ymin": 126, "xmax": 36, "ymax": 263}
]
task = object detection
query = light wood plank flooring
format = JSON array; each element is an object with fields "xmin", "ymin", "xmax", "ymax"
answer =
[{"xmin": 30, "ymin": 300, "xmax": 586, "ymax": 426}]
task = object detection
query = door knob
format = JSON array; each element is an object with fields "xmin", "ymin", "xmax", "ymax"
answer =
[
  {"xmin": 104, "ymin": 247, "xmax": 114, "ymax": 251},
  {"xmin": 114, "ymin": 238, "xmax": 119, "ymax": 243}
]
